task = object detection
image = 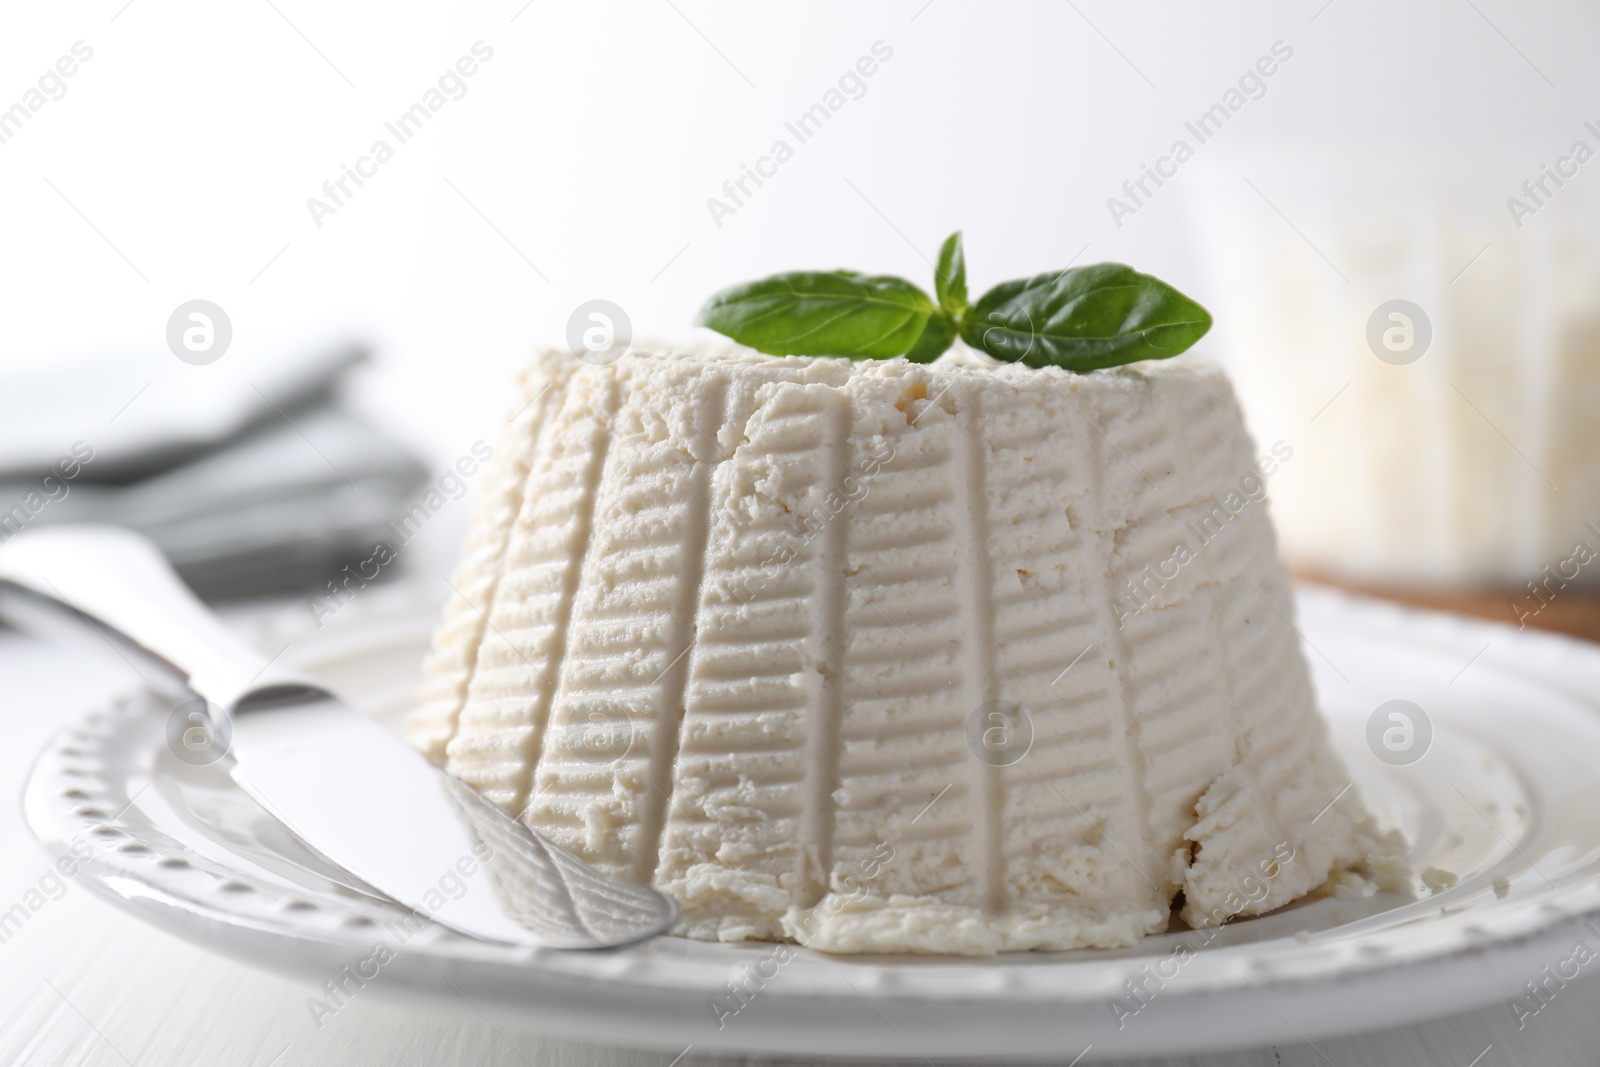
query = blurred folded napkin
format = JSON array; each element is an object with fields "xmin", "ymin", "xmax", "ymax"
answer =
[{"xmin": 0, "ymin": 341, "xmax": 429, "ymax": 599}]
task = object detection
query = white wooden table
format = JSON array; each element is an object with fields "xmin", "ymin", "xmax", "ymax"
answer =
[{"xmin": 3, "ymin": 617, "xmax": 1597, "ymax": 1066}]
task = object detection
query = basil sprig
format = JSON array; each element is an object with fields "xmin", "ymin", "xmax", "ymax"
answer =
[
  {"xmin": 934, "ymin": 230, "xmax": 968, "ymax": 321},
  {"xmin": 695, "ymin": 232, "xmax": 1212, "ymax": 371}
]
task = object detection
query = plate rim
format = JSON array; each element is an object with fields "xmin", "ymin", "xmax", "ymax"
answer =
[{"xmin": 23, "ymin": 585, "xmax": 1600, "ymax": 1057}]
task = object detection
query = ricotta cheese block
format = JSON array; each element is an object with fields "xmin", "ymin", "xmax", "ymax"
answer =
[{"xmin": 411, "ymin": 338, "xmax": 1404, "ymax": 955}]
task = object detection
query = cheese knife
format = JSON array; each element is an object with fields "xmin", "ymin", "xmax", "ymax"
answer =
[{"xmin": 0, "ymin": 525, "xmax": 676, "ymax": 950}]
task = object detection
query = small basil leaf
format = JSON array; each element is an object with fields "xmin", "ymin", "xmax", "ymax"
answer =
[
  {"xmin": 904, "ymin": 309, "xmax": 956, "ymax": 363},
  {"xmin": 934, "ymin": 231, "xmax": 968, "ymax": 322},
  {"xmin": 695, "ymin": 271, "xmax": 939, "ymax": 359},
  {"xmin": 961, "ymin": 263, "xmax": 1212, "ymax": 371}
]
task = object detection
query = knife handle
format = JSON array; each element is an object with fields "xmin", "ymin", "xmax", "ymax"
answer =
[{"xmin": 0, "ymin": 525, "xmax": 319, "ymax": 713}]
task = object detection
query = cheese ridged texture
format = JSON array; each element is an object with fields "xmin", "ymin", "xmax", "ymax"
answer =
[{"xmin": 411, "ymin": 341, "xmax": 1403, "ymax": 955}]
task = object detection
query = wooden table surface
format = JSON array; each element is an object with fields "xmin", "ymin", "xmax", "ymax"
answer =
[{"xmin": 1297, "ymin": 573, "xmax": 1600, "ymax": 646}]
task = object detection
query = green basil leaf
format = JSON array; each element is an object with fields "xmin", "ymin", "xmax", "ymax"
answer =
[
  {"xmin": 961, "ymin": 263, "xmax": 1212, "ymax": 371},
  {"xmin": 934, "ymin": 231, "xmax": 968, "ymax": 322},
  {"xmin": 904, "ymin": 309, "xmax": 955, "ymax": 363},
  {"xmin": 695, "ymin": 271, "xmax": 940, "ymax": 359}
]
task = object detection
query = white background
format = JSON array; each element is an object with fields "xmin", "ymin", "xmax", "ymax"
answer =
[{"xmin": 0, "ymin": 0, "xmax": 1594, "ymax": 465}]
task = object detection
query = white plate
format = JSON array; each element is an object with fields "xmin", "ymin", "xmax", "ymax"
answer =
[{"xmin": 23, "ymin": 586, "xmax": 1600, "ymax": 1061}]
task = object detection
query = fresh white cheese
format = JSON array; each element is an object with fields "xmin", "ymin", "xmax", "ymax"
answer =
[{"xmin": 411, "ymin": 340, "xmax": 1405, "ymax": 955}]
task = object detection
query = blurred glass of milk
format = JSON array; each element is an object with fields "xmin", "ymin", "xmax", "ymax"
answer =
[{"xmin": 1185, "ymin": 141, "xmax": 1600, "ymax": 588}]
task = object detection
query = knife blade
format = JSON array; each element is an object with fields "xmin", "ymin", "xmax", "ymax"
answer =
[{"xmin": 0, "ymin": 525, "xmax": 676, "ymax": 950}]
